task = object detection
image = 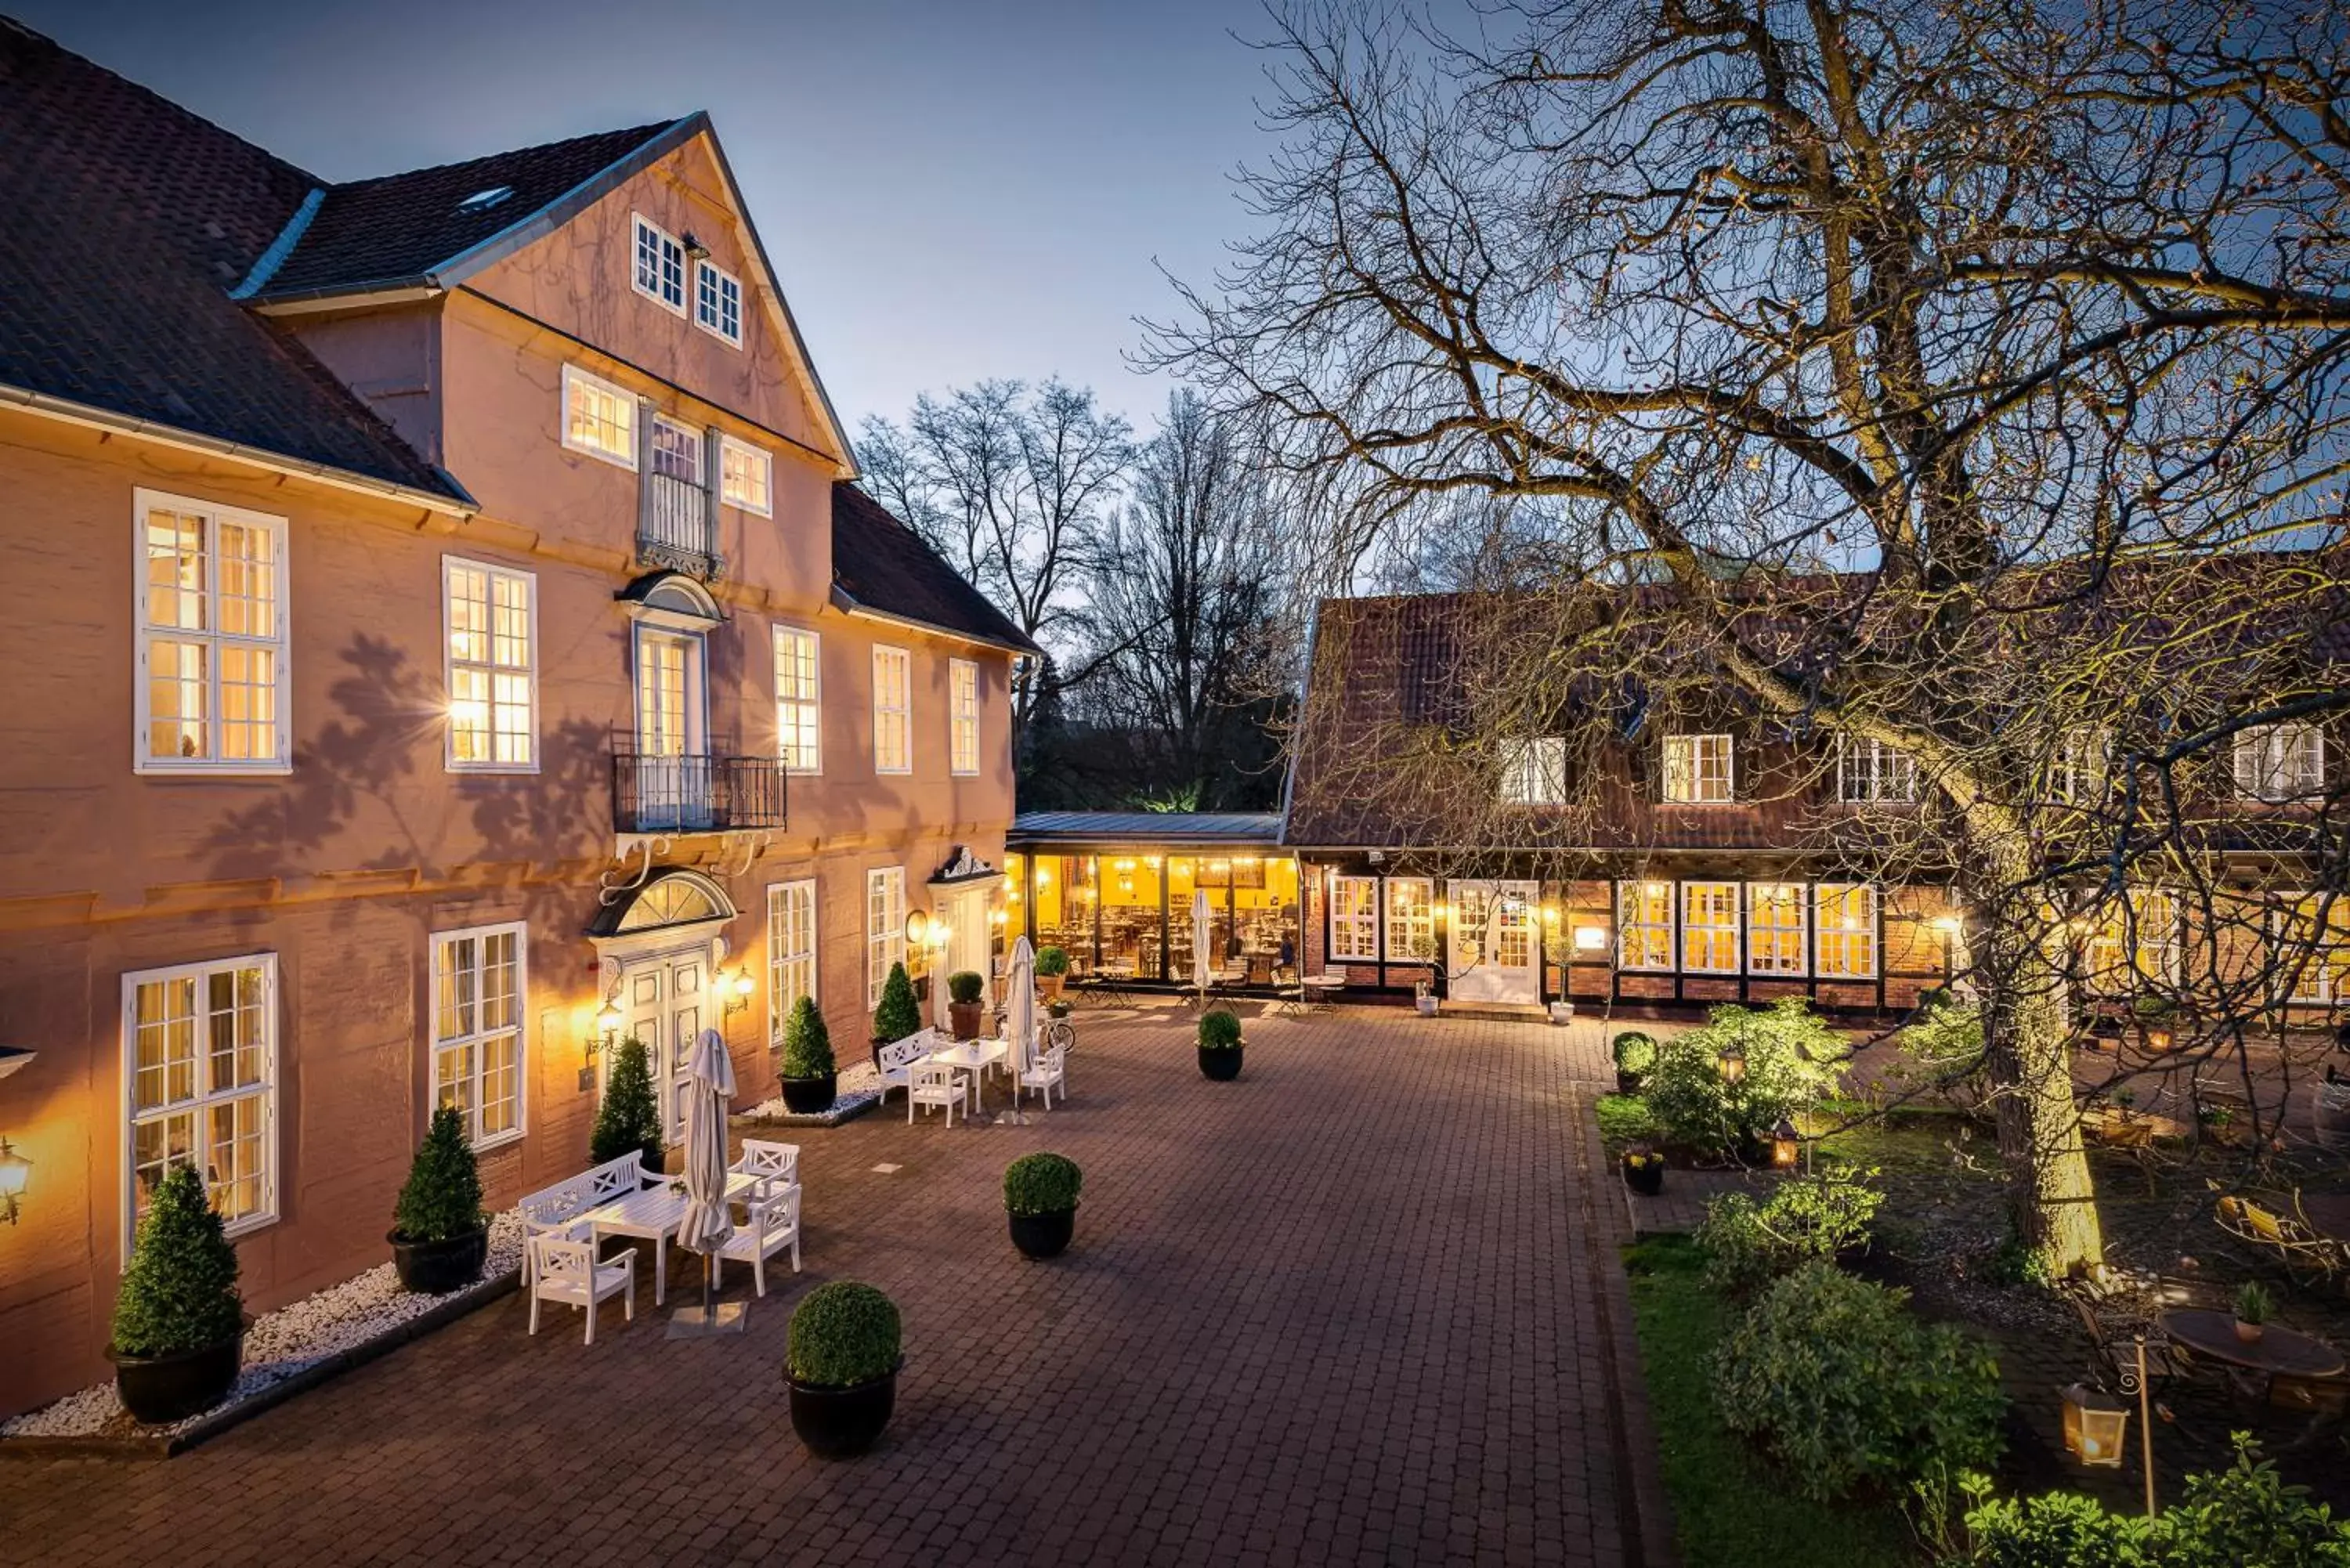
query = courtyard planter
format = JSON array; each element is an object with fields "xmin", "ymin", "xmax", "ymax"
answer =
[
  {"xmin": 1198, "ymin": 1010, "xmax": 1244, "ymax": 1079},
  {"xmin": 785, "ymin": 1281, "xmax": 902, "ymax": 1459},
  {"xmin": 1005, "ymin": 1153, "xmax": 1083, "ymax": 1260},
  {"xmin": 108, "ymin": 1332, "xmax": 244, "ymax": 1425},
  {"xmin": 1009, "ymin": 1209, "xmax": 1076, "ymax": 1259},
  {"xmin": 387, "ymin": 1227, "xmax": 488, "ymax": 1295},
  {"xmin": 108, "ymin": 1163, "xmax": 247, "ymax": 1425},
  {"xmin": 787, "ymin": 1367, "xmax": 900, "ymax": 1459},
  {"xmin": 388, "ymin": 1105, "xmax": 488, "ymax": 1295},
  {"xmin": 1621, "ymin": 1151, "xmax": 1665, "ymax": 1196},
  {"xmin": 780, "ymin": 1073, "xmax": 838, "ymax": 1115},
  {"xmin": 949, "ymin": 1003, "xmax": 985, "ymax": 1041}
]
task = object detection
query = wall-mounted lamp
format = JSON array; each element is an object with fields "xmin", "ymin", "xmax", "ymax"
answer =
[
  {"xmin": 588, "ymin": 999, "xmax": 624, "ymax": 1064},
  {"xmin": 682, "ymin": 231, "xmax": 710, "ymax": 261},
  {"xmin": 905, "ymin": 909, "xmax": 933, "ymax": 948},
  {"xmin": 723, "ymin": 970, "xmax": 756, "ymax": 1017},
  {"xmin": 0, "ymin": 1137, "xmax": 30, "ymax": 1225}
]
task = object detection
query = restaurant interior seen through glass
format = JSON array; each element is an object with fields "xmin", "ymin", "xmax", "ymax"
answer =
[{"xmin": 1006, "ymin": 850, "xmax": 1304, "ymax": 988}]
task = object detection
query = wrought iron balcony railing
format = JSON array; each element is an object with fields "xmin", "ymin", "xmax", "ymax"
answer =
[
  {"xmin": 638, "ymin": 471, "xmax": 721, "ymax": 580},
  {"xmin": 611, "ymin": 747, "xmax": 785, "ymax": 834}
]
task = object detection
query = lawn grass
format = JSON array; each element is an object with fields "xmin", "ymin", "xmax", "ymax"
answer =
[
  {"xmin": 1596, "ymin": 1092, "xmax": 1661, "ymax": 1151},
  {"xmin": 1623, "ymin": 1235, "xmax": 1918, "ymax": 1568}
]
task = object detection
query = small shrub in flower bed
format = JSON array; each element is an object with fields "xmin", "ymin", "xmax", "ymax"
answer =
[
  {"xmin": 1697, "ymin": 1166, "xmax": 1882, "ymax": 1296},
  {"xmin": 1643, "ymin": 999, "xmax": 1843, "ymax": 1159}
]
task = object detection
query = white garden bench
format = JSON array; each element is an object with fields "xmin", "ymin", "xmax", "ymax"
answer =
[
  {"xmin": 874, "ymin": 1029, "xmax": 942, "ymax": 1103},
  {"xmin": 518, "ymin": 1151, "xmax": 653, "ymax": 1284}
]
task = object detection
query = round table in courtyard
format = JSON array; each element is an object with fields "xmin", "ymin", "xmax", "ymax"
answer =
[{"xmin": 2158, "ymin": 1308, "xmax": 2344, "ymax": 1388}]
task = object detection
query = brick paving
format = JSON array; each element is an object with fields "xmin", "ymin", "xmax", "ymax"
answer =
[{"xmin": 0, "ymin": 1008, "xmax": 1668, "ymax": 1567}]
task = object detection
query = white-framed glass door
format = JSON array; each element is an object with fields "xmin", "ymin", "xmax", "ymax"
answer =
[
  {"xmin": 634, "ymin": 628, "xmax": 709, "ymax": 829},
  {"xmin": 615, "ymin": 945, "xmax": 709, "ymax": 1147},
  {"xmin": 1448, "ymin": 880, "xmax": 1540, "ymax": 1004}
]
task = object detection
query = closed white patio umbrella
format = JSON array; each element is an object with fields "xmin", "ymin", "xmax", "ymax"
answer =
[
  {"xmin": 668, "ymin": 1028, "xmax": 743, "ymax": 1338},
  {"xmin": 1001, "ymin": 935, "xmax": 1037, "ymax": 1125},
  {"xmin": 1192, "ymin": 887, "xmax": 1212, "ymax": 1002}
]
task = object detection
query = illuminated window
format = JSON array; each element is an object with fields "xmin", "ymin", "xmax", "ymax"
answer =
[
  {"xmin": 768, "ymin": 880, "xmax": 818, "ymax": 1039},
  {"xmin": 2084, "ymin": 890, "xmax": 2178, "ymax": 992},
  {"xmin": 873, "ymin": 646, "xmax": 912, "ymax": 775},
  {"xmin": 124, "ymin": 954, "xmax": 276, "ymax": 1245},
  {"xmin": 1330, "ymin": 876, "xmax": 1379, "ymax": 961},
  {"xmin": 867, "ymin": 867, "xmax": 906, "ymax": 1008},
  {"xmin": 1838, "ymin": 737, "xmax": 1917, "ymax": 803},
  {"xmin": 1663, "ymin": 733, "xmax": 1734, "ymax": 804},
  {"xmin": 1499, "ymin": 737, "xmax": 1569, "ymax": 804},
  {"xmin": 721, "ymin": 436, "xmax": 772, "ymax": 515},
  {"xmin": 2050, "ymin": 725, "xmax": 2113, "ymax": 804},
  {"xmin": 696, "ymin": 259, "xmax": 743, "ymax": 345},
  {"xmin": 1681, "ymin": 882, "xmax": 1741, "ymax": 974},
  {"xmin": 1617, "ymin": 880, "xmax": 1675, "ymax": 971},
  {"xmin": 562, "ymin": 365, "xmax": 637, "ymax": 468},
  {"xmin": 632, "ymin": 214, "xmax": 685, "ymax": 313},
  {"xmin": 444, "ymin": 558, "xmax": 535, "ymax": 771},
  {"xmin": 2278, "ymin": 894, "xmax": 2350, "ymax": 1004},
  {"xmin": 949, "ymin": 659, "xmax": 981, "ymax": 776},
  {"xmin": 1383, "ymin": 877, "xmax": 1436, "ymax": 962},
  {"xmin": 135, "ymin": 490, "xmax": 287, "ymax": 772},
  {"xmin": 774, "ymin": 626, "xmax": 821, "ymax": 774},
  {"xmin": 1747, "ymin": 883, "xmax": 1808, "ymax": 975},
  {"xmin": 431, "ymin": 923, "xmax": 526, "ymax": 1148},
  {"xmin": 2235, "ymin": 723, "xmax": 2325, "ymax": 803},
  {"xmin": 1815, "ymin": 885, "xmax": 1878, "ymax": 978}
]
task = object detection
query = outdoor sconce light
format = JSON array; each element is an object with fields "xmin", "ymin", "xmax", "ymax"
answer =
[
  {"xmin": 0, "ymin": 1137, "xmax": 30, "ymax": 1226},
  {"xmin": 1931, "ymin": 916, "xmax": 1962, "ymax": 937},
  {"xmin": 2060, "ymin": 1382, "xmax": 2130, "ymax": 1469},
  {"xmin": 588, "ymin": 999, "xmax": 624, "ymax": 1063},
  {"xmin": 1769, "ymin": 1119, "xmax": 1802, "ymax": 1170},
  {"xmin": 682, "ymin": 231, "xmax": 710, "ymax": 260},
  {"xmin": 1717, "ymin": 1043, "xmax": 1748, "ymax": 1085},
  {"xmin": 723, "ymin": 970, "xmax": 755, "ymax": 1017}
]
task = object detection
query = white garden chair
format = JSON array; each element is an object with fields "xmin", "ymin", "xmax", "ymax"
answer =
[
  {"xmin": 527, "ymin": 1235, "xmax": 635, "ymax": 1345},
  {"xmin": 1018, "ymin": 1042, "xmax": 1068, "ymax": 1110},
  {"xmin": 714, "ymin": 1182, "xmax": 802, "ymax": 1296},
  {"xmin": 908, "ymin": 1060, "xmax": 971, "ymax": 1126},
  {"xmin": 730, "ymin": 1139, "xmax": 800, "ymax": 1188}
]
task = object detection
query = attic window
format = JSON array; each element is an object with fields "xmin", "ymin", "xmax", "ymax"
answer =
[{"xmin": 457, "ymin": 186, "xmax": 513, "ymax": 213}]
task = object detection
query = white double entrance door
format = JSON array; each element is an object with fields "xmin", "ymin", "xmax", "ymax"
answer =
[
  {"xmin": 1447, "ymin": 880, "xmax": 1541, "ymax": 1005},
  {"xmin": 927, "ymin": 881, "xmax": 998, "ymax": 1029},
  {"xmin": 615, "ymin": 945, "xmax": 711, "ymax": 1147}
]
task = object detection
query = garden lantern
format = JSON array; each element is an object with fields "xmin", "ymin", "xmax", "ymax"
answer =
[
  {"xmin": 2060, "ymin": 1383, "xmax": 2130, "ymax": 1469},
  {"xmin": 0, "ymin": 1136, "xmax": 29, "ymax": 1225},
  {"xmin": 1769, "ymin": 1119, "xmax": 1801, "ymax": 1169},
  {"xmin": 1717, "ymin": 1042, "xmax": 1747, "ymax": 1085}
]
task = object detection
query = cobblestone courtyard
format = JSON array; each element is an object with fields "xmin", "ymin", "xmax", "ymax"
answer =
[{"xmin": 0, "ymin": 1009, "xmax": 1667, "ymax": 1567}]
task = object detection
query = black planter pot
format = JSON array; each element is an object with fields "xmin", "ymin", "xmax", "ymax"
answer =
[
  {"xmin": 641, "ymin": 1146, "xmax": 667, "ymax": 1177},
  {"xmin": 787, "ymin": 1365, "xmax": 900, "ymax": 1458},
  {"xmin": 108, "ymin": 1332, "xmax": 243, "ymax": 1425},
  {"xmin": 1622, "ymin": 1158, "xmax": 1665, "ymax": 1197},
  {"xmin": 949, "ymin": 1003, "xmax": 985, "ymax": 1041},
  {"xmin": 388, "ymin": 1227, "xmax": 489, "ymax": 1295},
  {"xmin": 780, "ymin": 1073, "xmax": 838, "ymax": 1115},
  {"xmin": 1615, "ymin": 1070, "xmax": 1644, "ymax": 1097},
  {"xmin": 1198, "ymin": 1045, "xmax": 1244, "ymax": 1081},
  {"xmin": 1009, "ymin": 1208, "xmax": 1076, "ymax": 1259}
]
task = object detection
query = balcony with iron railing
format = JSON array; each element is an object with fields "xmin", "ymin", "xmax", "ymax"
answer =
[
  {"xmin": 611, "ymin": 742, "xmax": 785, "ymax": 834},
  {"xmin": 638, "ymin": 470, "xmax": 722, "ymax": 580}
]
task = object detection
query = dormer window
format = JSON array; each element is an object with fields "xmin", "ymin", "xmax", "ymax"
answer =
[
  {"xmin": 1498, "ymin": 736, "xmax": 1568, "ymax": 804},
  {"xmin": 2234, "ymin": 722, "xmax": 2324, "ymax": 803},
  {"xmin": 696, "ymin": 260, "xmax": 743, "ymax": 346},
  {"xmin": 1661, "ymin": 733, "xmax": 1733, "ymax": 804},
  {"xmin": 632, "ymin": 214, "xmax": 686, "ymax": 315}
]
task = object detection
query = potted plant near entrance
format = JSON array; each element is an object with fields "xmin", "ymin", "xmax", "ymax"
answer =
[
  {"xmin": 2233, "ymin": 1281, "xmax": 2273, "ymax": 1344},
  {"xmin": 872, "ymin": 962, "xmax": 922, "ymax": 1048},
  {"xmin": 1611, "ymin": 1031, "xmax": 1658, "ymax": 1096},
  {"xmin": 1621, "ymin": 1143, "xmax": 1665, "ymax": 1197},
  {"xmin": 947, "ymin": 970, "xmax": 986, "ymax": 1041},
  {"xmin": 785, "ymin": 1281, "xmax": 903, "ymax": 1458},
  {"xmin": 107, "ymin": 1165, "xmax": 245, "ymax": 1424},
  {"xmin": 388, "ymin": 1104, "xmax": 489, "ymax": 1294},
  {"xmin": 778, "ymin": 995, "xmax": 837, "ymax": 1115},
  {"xmin": 1198, "ymin": 1008, "xmax": 1245, "ymax": 1080},
  {"xmin": 591, "ymin": 1035, "xmax": 666, "ymax": 1175},
  {"xmin": 1004, "ymin": 1152, "xmax": 1083, "ymax": 1259},
  {"xmin": 1034, "ymin": 946, "xmax": 1070, "ymax": 1001}
]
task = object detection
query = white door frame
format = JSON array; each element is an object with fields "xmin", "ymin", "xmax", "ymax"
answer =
[
  {"xmin": 927, "ymin": 876, "xmax": 1002, "ymax": 1028},
  {"xmin": 600, "ymin": 930, "xmax": 725, "ymax": 1147},
  {"xmin": 1448, "ymin": 880, "xmax": 1541, "ymax": 1004}
]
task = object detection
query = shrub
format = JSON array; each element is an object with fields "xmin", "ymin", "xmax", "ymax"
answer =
[
  {"xmin": 1003, "ymin": 1151, "xmax": 1083, "ymax": 1216},
  {"xmin": 1892, "ymin": 992, "xmax": 1989, "ymax": 1113},
  {"xmin": 1198, "ymin": 1010, "xmax": 1243, "ymax": 1049},
  {"xmin": 590, "ymin": 1036, "xmax": 664, "ymax": 1168},
  {"xmin": 1712, "ymin": 1263, "xmax": 2005, "ymax": 1505},
  {"xmin": 392, "ymin": 1104, "xmax": 486, "ymax": 1244},
  {"xmin": 1980, "ymin": 1229, "xmax": 2056, "ymax": 1289},
  {"xmin": 786, "ymin": 1281, "xmax": 902, "ymax": 1389},
  {"xmin": 1645, "ymin": 999, "xmax": 1843, "ymax": 1157},
  {"xmin": 1034, "ymin": 946, "xmax": 1070, "ymax": 977},
  {"xmin": 111, "ymin": 1165, "xmax": 243, "ymax": 1357},
  {"xmin": 1959, "ymin": 1489, "xmax": 2152, "ymax": 1567},
  {"xmin": 779, "ymin": 994, "xmax": 835, "ymax": 1079},
  {"xmin": 1960, "ymin": 1436, "xmax": 2350, "ymax": 1566},
  {"xmin": 873, "ymin": 961, "xmax": 922, "ymax": 1042},
  {"xmin": 1611, "ymin": 1030, "xmax": 1658, "ymax": 1078},
  {"xmin": 1697, "ymin": 1166, "xmax": 1882, "ymax": 1295},
  {"xmin": 947, "ymin": 970, "xmax": 985, "ymax": 1006}
]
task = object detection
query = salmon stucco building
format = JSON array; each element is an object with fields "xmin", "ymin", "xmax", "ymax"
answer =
[{"xmin": 0, "ymin": 22, "xmax": 1034, "ymax": 1418}]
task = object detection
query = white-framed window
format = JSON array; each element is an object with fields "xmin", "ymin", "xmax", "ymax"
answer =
[
  {"xmin": 867, "ymin": 866, "xmax": 906, "ymax": 1008},
  {"xmin": 632, "ymin": 214, "xmax": 686, "ymax": 313},
  {"xmin": 695, "ymin": 259, "xmax": 743, "ymax": 345},
  {"xmin": 562, "ymin": 365, "xmax": 637, "ymax": 468},
  {"xmin": 949, "ymin": 659, "xmax": 981, "ymax": 776},
  {"xmin": 1383, "ymin": 877, "xmax": 1436, "ymax": 962},
  {"xmin": 123, "ymin": 953, "xmax": 277, "ymax": 1245},
  {"xmin": 1329, "ymin": 876, "xmax": 1379, "ymax": 961},
  {"xmin": 134, "ymin": 490, "xmax": 289, "ymax": 774},
  {"xmin": 430, "ymin": 923, "xmax": 525, "ymax": 1149},
  {"xmin": 1747, "ymin": 883, "xmax": 1809, "ymax": 975},
  {"xmin": 773, "ymin": 626, "xmax": 822, "ymax": 774},
  {"xmin": 767, "ymin": 880, "xmax": 818, "ymax": 1041},
  {"xmin": 721, "ymin": 435, "xmax": 772, "ymax": 515},
  {"xmin": 651, "ymin": 414, "xmax": 703, "ymax": 488},
  {"xmin": 1617, "ymin": 880, "xmax": 1675, "ymax": 971},
  {"xmin": 1680, "ymin": 882, "xmax": 1741, "ymax": 974},
  {"xmin": 1662, "ymin": 733, "xmax": 1734, "ymax": 804},
  {"xmin": 1815, "ymin": 885, "xmax": 1878, "ymax": 978},
  {"xmin": 1498, "ymin": 736, "xmax": 1570, "ymax": 804},
  {"xmin": 443, "ymin": 557, "xmax": 536, "ymax": 771},
  {"xmin": 2234, "ymin": 722, "xmax": 2325, "ymax": 803},
  {"xmin": 1837, "ymin": 737, "xmax": 1918, "ymax": 803},
  {"xmin": 2050, "ymin": 725, "xmax": 2114, "ymax": 804},
  {"xmin": 2084, "ymin": 888, "xmax": 2179, "ymax": 992},
  {"xmin": 2277, "ymin": 893, "xmax": 2350, "ymax": 1005},
  {"xmin": 873, "ymin": 645, "xmax": 912, "ymax": 775}
]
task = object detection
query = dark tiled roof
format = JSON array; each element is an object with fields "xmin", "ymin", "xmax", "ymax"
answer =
[
  {"xmin": 830, "ymin": 484, "xmax": 1040, "ymax": 653},
  {"xmin": 0, "ymin": 20, "xmax": 464, "ymax": 500},
  {"xmin": 258, "ymin": 121, "xmax": 678, "ymax": 299},
  {"xmin": 1010, "ymin": 811, "xmax": 1284, "ymax": 845}
]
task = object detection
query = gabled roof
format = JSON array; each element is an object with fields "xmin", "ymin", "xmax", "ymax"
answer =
[
  {"xmin": 1010, "ymin": 811, "xmax": 1284, "ymax": 845},
  {"xmin": 830, "ymin": 485, "xmax": 1041, "ymax": 655},
  {"xmin": 0, "ymin": 19, "xmax": 467, "ymax": 502}
]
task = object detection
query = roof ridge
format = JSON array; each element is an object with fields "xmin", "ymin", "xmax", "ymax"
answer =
[{"xmin": 322, "ymin": 118, "xmax": 682, "ymax": 194}]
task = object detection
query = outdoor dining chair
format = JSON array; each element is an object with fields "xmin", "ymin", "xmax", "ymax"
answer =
[
  {"xmin": 526, "ymin": 1235, "xmax": 636, "ymax": 1346},
  {"xmin": 1019, "ymin": 1042, "xmax": 1068, "ymax": 1110},
  {"xmin": 714, "ymin": 1182, "xmax": 802, "ymax": 1297},
  {"xmin": 731, "ymin": 1140, "xmax": 801, "ymax": 1188},
  {"xmin": 909, "ymin": 1060, "xmax": 972, "ymax": 1126}
]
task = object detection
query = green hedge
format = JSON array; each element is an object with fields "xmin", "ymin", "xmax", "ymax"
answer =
[
  {"xmin": 787, "ymin": 1281, "xmax": 902, "ymax": 1389},
  {"xmin": 1003, "ymin": 1151, "xmax": 1083, "ymax": 1216},
  {"xmin": 1645, "ymin": 999, "xmax": 1842, "ymax": 1156},
  {"xmin": 1961, "ymin": 1436, "xmax": 2350, "ymax": 1565},
  {"xmin": 1696, "ymin": 1166, "xmax": 1881, "ymax": 1296}
]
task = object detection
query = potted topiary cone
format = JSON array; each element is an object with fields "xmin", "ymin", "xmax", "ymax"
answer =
[
  {"xmin": 591, "ymin": 1035, "xmax": 666, "ymax": 1175},
  {"xmin": 1034, "ymin": 946, "xmax": 1069, "ymax": 1002},
  {"xmin": 871, "ymin": 962, "xmax": 923, "ymax": 1052},
  {"xmin": 786, "ymin": 1281, "xmax": 902, "ymax": 1458},
  {"xmin": 388, "ymin": 1104, "xmax": 489, "ymax": 1294},
  {"xmin": 1197, "ymin": 1008, "xmax": 1244, "ymax": 1080},
  {"xmin": 1004, "ymin": 1152, "xmax": 1083, "ymax": 1259},
  {"xmin": 947, "ymin": 970, "xmax": 987, "ymax": 1040},
  {"xmin": 107, "ymin": 1164, "xmax": 245, "ymax": 1424},
  {"xmin": 778, "ymin": 995, "xmax": 838, "ymax": 1115}
]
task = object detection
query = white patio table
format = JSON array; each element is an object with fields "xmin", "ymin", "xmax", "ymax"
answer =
[
  {"xmin": 583, "ymin": 1170, "xmax": 761, "ymax": 1306},
  {"xmin": 924, "ymin": 1036, "xmax": 1010, "ymax": 1118}
]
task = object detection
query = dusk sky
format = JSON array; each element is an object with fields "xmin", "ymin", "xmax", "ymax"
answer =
[{"xmin": 11, "ymin": 0, "xmax": 1290, "ymax": 433}]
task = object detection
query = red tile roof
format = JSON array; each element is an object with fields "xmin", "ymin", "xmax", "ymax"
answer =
[{"xmin": 831, "ymin": 484, "xmax": 1040, "ymax": 654}]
